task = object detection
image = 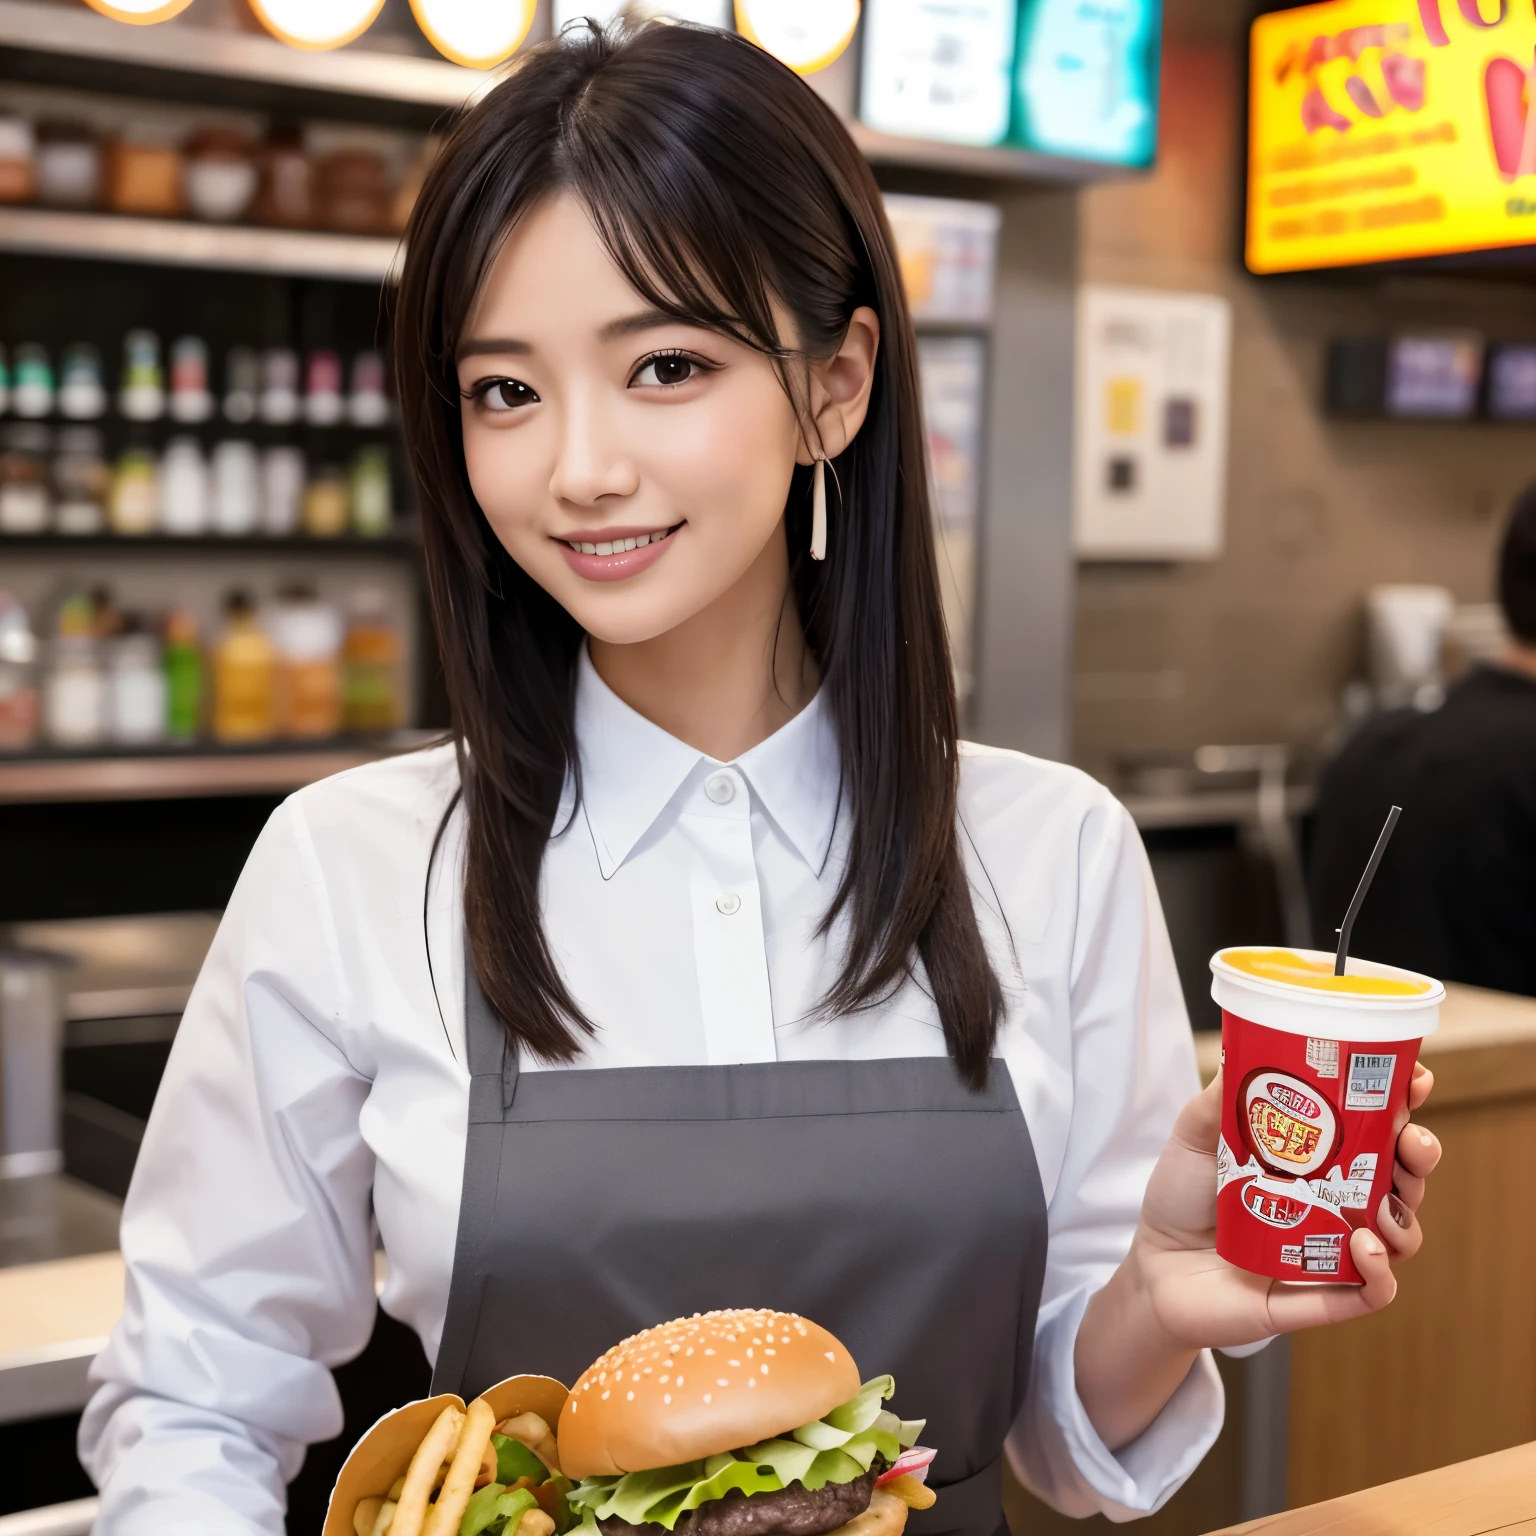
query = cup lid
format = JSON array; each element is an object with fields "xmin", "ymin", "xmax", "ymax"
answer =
[{"xmin": 1210, "ymin": 946, "xmax": 1443, "ymax": 1040}]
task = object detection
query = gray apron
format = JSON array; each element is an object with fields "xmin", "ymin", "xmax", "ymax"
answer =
[{"xmin": 432, "ymin": 956, "xmax": 1048, "ymax": 1536}]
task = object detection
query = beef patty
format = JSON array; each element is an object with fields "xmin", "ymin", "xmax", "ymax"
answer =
[{"xmin": 597, "ymin": 1469, "xmax": 879, "ymax": 1536}]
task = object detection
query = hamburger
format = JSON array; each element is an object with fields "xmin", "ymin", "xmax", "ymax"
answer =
[{"xmin": 558, "ymin": 1311, "xmax": 937, "ymax": 1536}]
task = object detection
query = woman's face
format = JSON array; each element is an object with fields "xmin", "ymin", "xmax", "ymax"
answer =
[{"xmin": 456, "ymin": 192, "xmax": 808, "ymax": 646}]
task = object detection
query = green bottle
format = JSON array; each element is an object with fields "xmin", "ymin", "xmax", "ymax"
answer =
[{"xmin": 162, "ymin": 609, "xmax": 204, "ymax": 742}]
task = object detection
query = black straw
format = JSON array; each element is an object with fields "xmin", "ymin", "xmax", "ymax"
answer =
[{"xmin": 1334, "ymin": 805, "xmax": 1402, "ymax": 976}]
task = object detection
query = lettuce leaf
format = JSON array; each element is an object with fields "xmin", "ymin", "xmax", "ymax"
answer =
[{"xmin": 568, "ymin": 1379, "xmax": 925, "ymax": 1533}]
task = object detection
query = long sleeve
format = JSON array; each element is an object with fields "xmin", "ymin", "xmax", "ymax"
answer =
[
  {"xmin": 1006, "ymin": 798, "xmax": 1224, "ymax": 1520},
  {"xmin": 79, "ymin": 798, "xmax": 380, "ymax": 1535}
]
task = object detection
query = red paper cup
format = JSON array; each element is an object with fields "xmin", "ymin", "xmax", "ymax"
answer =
[{"xmin": 1211, "ymin": 947, "xmax": 1443, "ymax": 1284}]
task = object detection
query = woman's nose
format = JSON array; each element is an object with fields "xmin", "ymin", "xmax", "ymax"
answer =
[{"xmin": 549, "ymin": 392, "xmax": 640, "ymax": 506}]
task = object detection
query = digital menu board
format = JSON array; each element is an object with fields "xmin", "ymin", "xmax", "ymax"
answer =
[{"xmin": 1248, "ymin": 0, "xmax": 1536, "ymax": 273}]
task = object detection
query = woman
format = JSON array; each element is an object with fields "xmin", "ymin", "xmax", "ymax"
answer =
[{"xmin": 80, "ymin": 22, "xmax": 1439, "ymax": 1534}]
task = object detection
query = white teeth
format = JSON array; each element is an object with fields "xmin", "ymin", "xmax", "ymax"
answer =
[
  {"xmin": 581, "ymin": 542, "xmax": 597, "ymax": 555},
  {"xmin": 595, "ymin": 541, "xmax": 613, "ymax": 555},
  {"xmin": 623, "ymin": 537, "xmax": 637, "ymax": 551}
]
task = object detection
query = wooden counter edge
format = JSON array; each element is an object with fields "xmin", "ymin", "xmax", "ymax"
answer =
[{"xmin": 1203, "ymin": 1440, "xmax": 1536, "ymax": 1536}]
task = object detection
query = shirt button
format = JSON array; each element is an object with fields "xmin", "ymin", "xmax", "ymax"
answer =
[
  {"xmin": 716, "ymin": 892, "xmax": 742, "ymax": 916},
  {"xmin": 704, "ymin": 772, "xmax": 736, "ymax": 805}
]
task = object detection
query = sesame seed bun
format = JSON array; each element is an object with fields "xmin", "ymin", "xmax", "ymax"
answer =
[{"xmin": 559, "ymin": 1310, "xmax": 862, "ymax": 1478}]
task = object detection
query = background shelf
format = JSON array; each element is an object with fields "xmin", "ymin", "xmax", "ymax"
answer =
[{"xmin": 0, "ymin": 531, "xmax": 421, "ymax": 555}]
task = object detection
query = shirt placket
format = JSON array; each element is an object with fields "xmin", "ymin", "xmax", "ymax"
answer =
[{"xmin": 683, "ymin": 766, "xmax": 777, "ymax": 1065}]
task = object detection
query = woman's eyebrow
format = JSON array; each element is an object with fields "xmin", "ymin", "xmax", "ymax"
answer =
[
  {"xmin": 458, "ymin": 338, "xmax": 532, "ymax": 360},
  {"xmin": 599, "ymin": 308, "xmax": 684, "ymax": 342}
]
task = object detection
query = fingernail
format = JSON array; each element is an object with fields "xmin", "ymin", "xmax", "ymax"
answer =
[
  {"xmin": 1361, "ymin": 1232, "xmax": 1386, "ymax": 1257},
  {"xmin": 1388, "ymin": 1194, "xmax": 1412, "ymax": 1229},
  {"xmin": 1416, "ymin": 1127, "xmax": 1436, "ymax": 1149}
]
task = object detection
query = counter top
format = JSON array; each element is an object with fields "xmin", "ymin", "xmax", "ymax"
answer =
[{"xmin": 1207, "ymin": 1439, "xmax": 1536, "ymax": 1536}]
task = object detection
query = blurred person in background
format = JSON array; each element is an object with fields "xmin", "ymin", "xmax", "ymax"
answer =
[{"xmin": 1310, "ymin": 484, "xmax": 1536, "ymax": 995}]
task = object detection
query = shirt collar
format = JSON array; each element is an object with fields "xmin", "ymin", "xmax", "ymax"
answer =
[{"xmin": 574, "ymin": 646, "xmax": 841, "ymax": 879}]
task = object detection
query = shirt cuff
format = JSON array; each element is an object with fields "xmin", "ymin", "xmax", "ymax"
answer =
[{"xmin": 1007, "ymin": 1285, "xmax": 1226, "ymax": 1521}]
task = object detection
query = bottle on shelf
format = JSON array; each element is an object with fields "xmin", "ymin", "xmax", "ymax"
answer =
[
  {"xmin": 261, "ymin": 444, "xmax": 305, "ymax": 536},
  {"xmin": 0, "ymin": 115, "xmax": 36, "ymax": 204},
  {"xmin": 303, "ymin": 349, "xmax": 344, "ymax": 427},
  {"xmin": 162, "ymin": 609, "xmax": 203, "ymax": 743},
  {"xmin": 58, "ymin": 344, "xmax": 108, "ymax": 420},
  {"xmin": 271, "ymin": 585, "xmax": 343, "ymax": 739},
  {"xmin": 44, "ymin": 591, "xmax": 106, "ymax": 749},
  {"xmin": 169, "ymin": 336, "xmax": 214, "ymax": 424},
  {"xmin": 160, "ymin": 436, "xmax": 210, "ymax": 535},
  {"xmin": 212, "ymin": 589, "xmax": 275, "ymax": 744},
  {"xmin": 0, "ymin": 591, "xmax": 40, "ymax": 750},
  {"xmin": 36, "ymin": 120, "xmax": 101, "ymax": 209},
  {"xmin": 0, "ymin": 423, "xmax": 52, "ymax": 533},
  {"xmin": 223, "ymin": 346, "xmax": 260, "ymax": 425},
  {"xmin": 302, "ymin": 463, "xmax": 350, "ymax": 537},
  {"xmin": 348, "ymin": 350, "xmax": 391, "ymax": 428},
  {"xmin": 350, "ymin": 445, "xmax": 392, "ymax": 536},
  {"xmin": 259, "ymin": 347, "xmax": 300, "ymax": 425},
  {"xmin": 211, "ymin": 440, "xmax": 260, "ymax": 535},
  {"xmin": 12, "ymin": 344, "xmax": 54, "ymax": 419},
  {"xmin": 54, "ymin": 426, "xmax": 109, "ymax": 535},
  {"xmin": 119, "ymin": 330, "xmax": 166, "ymax": 422},
  {"xmin": 109, "ymin": 442, "xmax": 159, "ymax": 535},
  {"xmin": 342, "ymin": 588, "xmax": 401, "ymax": 733},
  {"xmin": 108, "ymin": 613, "xmax": 167, "ymax": 746}
]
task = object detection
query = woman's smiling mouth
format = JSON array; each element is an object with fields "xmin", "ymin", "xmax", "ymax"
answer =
[{"xmin": 554, "ymin": 522, "xmax": 683, "ymax": 581}]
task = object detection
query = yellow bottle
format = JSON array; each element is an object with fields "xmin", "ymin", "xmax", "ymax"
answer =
[{"xmin": 212, "ymin": 589, "xmax": 275, "ymax": 743}]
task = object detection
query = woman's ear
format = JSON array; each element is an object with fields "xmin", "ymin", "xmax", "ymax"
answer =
[{"xmin": 799, "ymin": 306, "xmax": 880, "ymax": 464}]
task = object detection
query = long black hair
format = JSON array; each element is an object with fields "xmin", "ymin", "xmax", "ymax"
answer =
[{"xmin": 394, "ymin": 21, "xmax": 1003, "ymax": 1086}]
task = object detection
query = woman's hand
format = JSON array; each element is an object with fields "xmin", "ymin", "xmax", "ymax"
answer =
[{"xmin": 1074, "ymin": 1063, "xmax": 1441, "ymax": 1450}]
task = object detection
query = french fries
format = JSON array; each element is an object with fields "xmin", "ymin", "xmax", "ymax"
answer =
[{"xmin": 324, "ymin": 1378, "xmax": 571, "ymax": 1536}]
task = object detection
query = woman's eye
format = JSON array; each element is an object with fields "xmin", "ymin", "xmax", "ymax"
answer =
[
  {"xmin": 481, "ymin": 379, "xmax": 539, "ymax": 411},
  {"xmin": 632, "ymin": 353, "xmax": 698, "ymax": 388}
]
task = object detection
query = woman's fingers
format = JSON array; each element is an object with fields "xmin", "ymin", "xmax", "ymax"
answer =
[
  {"xmin": 1172, "ymin": 1070, "xmax": 1222, "ymax": 1156},
  {"xmin": 1392, "ymin": 1160, "xmax": 1427, "ymax": 1213},
  {"xmin": 1376, "ymin": 1191, "xmax": 1422, "ymax": 1262},
  {"xmin": 1396, "ymin": 1121, "xmax": 1441, "ymax": 1182},
  {"xmin": 1408, "ymin": 1062, "xmax": 1435, "ymax": 1112},
  {"xmin": 1266, "ymin": 1227, "xmax": 1397, "ymax": 1332}
]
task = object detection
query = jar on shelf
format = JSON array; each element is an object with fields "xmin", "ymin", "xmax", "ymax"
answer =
[
  {"xmin": 271, "ymin": 586, "xmax": 342, "ymax": 739},
  {"xmin": 251, "ymin": 125, "xmax": 313, "ymax": 229},
  {"xmin": 119, "ymin": 330, "xmax": 165, "ymax": 422},
  {"xmin": 184, "ymin": 127, "xmax": 257, "ymax": 223},
  {"xmin": 160, "ymin": 436, "xmax": 209, "ymax": 535},
  {"xmin": 54, "ymin": 426, "xmax": 108, "ymax": 535},
  {"xmin": 109, "ymin": 444, "xmax": 159, "ymax": 535},
  {"xmin": 0, "ymin": 591, "xmax": 40, "ymax": 751},
  {"xmin": 303, "ymin": 348, "xmax": 344, "ymax": 426},
  {"xmin": 44, "ymin": 592, "xmax": 106, "ymax": 749},
  {"xmin": 261, "ymin": 444, "xmax": 305, "ymax": 535},
  {"xmin": 223, "ymin": 346, "xmax": 260, "ymax": 424},
  {"xmin": 35, "ymin": 120, "xmax": 101, "ymax": 208},
  {"xmin": 0, "ymin": 423, "xmax": 53, "ymax": 534},
  {"xmin": 212, "ymin": 589, "xmax": 275, "ymax": 743},
  {"xmin": 162, "ymin": 609, "xmax": 203, "ymax": 743},
  {"xmin": 105, "ymin": 126, "xmax": 186, "ymax": 218},
  {"xmin": 211, "ymin": 440, "xmax": 260, "ymax": 534},
  {"xmin": 11, "ymin": 344, "xmax": 54, "ymax": 419},
  {"xmin": 259, "ymin": 347, "xmax": 300, "ymax": 425},
  {"xmin": 350, "ymin": 444, "xmax": 392, "ymax": 536},
  {"xmin": 0, "ymin": 116, "xmax": 36, "ymax": 205},
  {"xmin": 169, "ymin": 335, "xmax": 214, "ymax": 423},
  {"xmin": 341, "ymin": 588, "xmax": 400, "ymax": 733},
  {"xmin": 108, "ymin": 614, "xmax": 167, "ymax": 746},
  {"xmin": 316, "ymin": 149, "xmax": 390, "ymax": 234},
  {"xmin": 302, "ymin": 464, "xmax": 349, "ymax": 537},
  {"xmin": 58, "ymin": 343, "xmax": 107, "ymax": 420},
  {"xmin": 348, "ymin": 350, "xmax": 391, "ymax": 427}
]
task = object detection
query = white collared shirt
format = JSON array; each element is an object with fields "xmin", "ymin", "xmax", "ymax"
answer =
[{"xmin": 80, "ymin": 651, "xmax": 1222, "ymax": 1534}]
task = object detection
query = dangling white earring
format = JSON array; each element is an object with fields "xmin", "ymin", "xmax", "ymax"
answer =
[{"xmin": 810, "ymin": 454, "xmax": 828, "ymax": 562}]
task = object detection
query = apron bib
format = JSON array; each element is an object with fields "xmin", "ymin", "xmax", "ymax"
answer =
[{"xmin": 432, "ymin": 954, "xmax": 1048, "ymax": 1536}]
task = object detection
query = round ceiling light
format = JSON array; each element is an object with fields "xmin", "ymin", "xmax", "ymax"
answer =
[
  {"xmin": 734, "ymin": 0, "xmax": 860, "ymax": 75},
  {"xmin": 410, "ymin": 0, "xmax": 536, "ymax": 68},
  {"xmin": 246, "ymin": 0, "xmax": 386, "ymax": 50},
  {"xmin": 82, "ymin": 0, "xmax": 196, "ymax": 24}
]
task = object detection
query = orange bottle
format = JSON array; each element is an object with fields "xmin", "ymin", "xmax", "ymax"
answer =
[{"xmin": 212, "ymin": 589, "xmax": 275, "ymax": 743}]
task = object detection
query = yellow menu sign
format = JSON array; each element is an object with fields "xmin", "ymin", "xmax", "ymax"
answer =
[{"xmin": 1247, "ymin": 0, "xmax": 1536, "ymax": 273}]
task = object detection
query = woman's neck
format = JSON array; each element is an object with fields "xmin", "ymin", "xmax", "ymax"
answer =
[{"xmin": 588, "ymin": 526, "xmax": 818, "ymax": 761}]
